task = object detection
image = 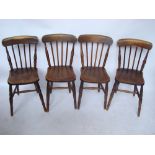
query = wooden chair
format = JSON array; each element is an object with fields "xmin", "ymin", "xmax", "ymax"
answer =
[
  {"xmin": 77, "ymin": 34, "xmax": 113, "ymax": 109},
  {"xmin": 2, "ymin": 36, "xmax": 46, "ymax": 116},
  {"xmin": 107, "ymin": 38, "xmax": 152, "ymax": 117},
  {"xmin": 42, "ymin": 34, "xmax": 77, "ymax": 111}
]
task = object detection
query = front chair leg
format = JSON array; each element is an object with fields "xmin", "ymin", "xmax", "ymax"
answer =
[
  {"xmin": 78, "ymin": 81, "xmax": 84, "ymax": 109},
  {"xmin": 71, "ymin": 81, "xmax": 77, "ymax": 109},
  {"xmin": 104, "ymin": 83, "xmax": 108, "ymax": 109},
  {"xmin": 106, "ymin": 80, "xmax": 119, "ymax": 110},
  {"xmin": 137, "ymin": 85, "xmax": 143, "ymax": 117},
  {"xmin": 34, "ymin": 82, "xmax": 46, "ymax": 112},
  {"xmin": 46, "ymin": 81, "xmax": 51, "ymax": 112},
  {"xmin": 50, "ymin": 82, "xmax": 53, "ymax": 94},
  {"xmin": 9, "ymin": 84, "xmax": 13, "ymax": 116}
]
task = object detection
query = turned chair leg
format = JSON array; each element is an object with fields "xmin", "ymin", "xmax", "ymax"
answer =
[
  {"xmin": 68, "ymin": 82, "xmax": 72, "ymax": 93},
  {"xmin": 106, "ymin": 80, "xmax": 119, "ymax": 110},
  {"xmin": 9, "ymin": 84, "xmax": 13, "ymax": 116},
  {"xmin": 34, "ymin": 82, "xmax": 46, "ymax": 112},
  {"xmin": 78, "ymin": 81, "xmax": 84, "ymax": 109},
  {"xmin": 71, "ymin": 81, "xmax": 77, "ymax": 109},
  {"xmin": 104, "ymin": 83, "xmax": 108, "ymax": 109},
  {"xmin": 98, "ymin": 83, "xmax": 100, "ymax": 92},
  {"xmin": 138, "ymin": 85, "xmax": 143, "ymax": 117}
]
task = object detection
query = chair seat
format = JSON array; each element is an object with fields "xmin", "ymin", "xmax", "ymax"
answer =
[
  {"xmin": 46, "ymin": 66, "xmax": 76, "ymax": 82},
  {"xmin": 116, "ymin": 69, "xmax": 144, "ymax": 85},
  {"xmin": 80, "ymin": 67, "xmax": 110, "ymax": 83},
  {"xmin": 8, "ymin": 68, "xmax": 39, "ymax": 85}
]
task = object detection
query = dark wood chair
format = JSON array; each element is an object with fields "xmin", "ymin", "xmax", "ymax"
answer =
[
  {"xmin": 42, "ymin": 34, "xmax": 77, "ymax": 111},
  {"xmin": 107, "ymin": 38, "xmax": 153, "ymax": 117},
  {"xmin": 77, "ymin": 34, "xmax": 113, "ymax": 109},
  {"xmin": 2, "ymin": 36, "xmax": 46, "ymax": 116}
]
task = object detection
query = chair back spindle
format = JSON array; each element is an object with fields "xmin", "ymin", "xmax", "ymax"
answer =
[
  {"xmin": 42, "ymin": 34, "xmax": 77, "ymax": 67},
  {"xmin": 117, "ymin": 38, "xmax": 152, "ymax": 72},
  {"xmin": 78, "ymin": 34, "xmax": 113, "ymax": 68},
  {"xmin": 2, "ymin": 36, "xmax": 39, "ymax": 70}
]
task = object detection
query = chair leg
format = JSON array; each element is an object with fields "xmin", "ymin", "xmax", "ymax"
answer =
[
  {"xmin": 34, "ymin": 82, "xmax": 46, "ymax": 112},
  {"xmin": 104, "ymin": 83, "xmax": 108, "ymax": 109},
  {"xmin": 16, "ymin": 85, "xmax": 20, "ymax": 95},
  {"xmin": 98, "ymin": 83, "xmax": 100, "ymax": 92},
  {"xmin": 50, "ymin": 82, "xmax": 53, "ymax": 94},
  {"xmin": 71, "ymin": 81, "xmax": 77, "ymax": 109},
  {"xmin": 68, "ymin": 82, "xmax": 72, "ymax": 93},
  {"xmin": 137, "ymin": 85, "xmax": 143, "ymax": 117},
  {"xmin": 133, "ymin": 85, "xmax": 136, "ymax": 96},
  {"xmin": 106, "ymin": 80, "xmax": 119, "ymax": 110},
  {"xmin": 78, "ymin": 81, "xmax": 84, "ymax": 109},
  {"xmin": 9, "ymin": 84, "xmax": 13, "ymax": 116},
  {"xmin": 46, "ymin": 81, "xmax": 51, "ymax": 112}
]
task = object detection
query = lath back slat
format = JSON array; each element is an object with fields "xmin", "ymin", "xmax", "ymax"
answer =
[
  {"xmin": 117, "ymin": 38, "xmax": 152, "ymax": 71},
  {"xmin": 78, "ymin": 34, "xmax": 113, "ymax": 68},
  {"xmin": 42, "ymin": 34, "xmax": 77, "ymax": 67},
  {"xmin": 2, "ymin": 36, "xmax": 39, "ymax": 70}
]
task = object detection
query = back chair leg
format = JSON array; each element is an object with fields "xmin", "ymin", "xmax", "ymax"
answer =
[
  {"xmin": 16, "ymin": 85, "xmax": 20, "ymax": 95},
  {"xmin": 138, "ymin": 85, "xmax": 143, "ymax": 117},
  {"xmin": 133, "ymin": 85, "xmax": 136, "ymax": 96},
  {"xmin": 78, "ymin": 81, "xmax": 84, "ymax": 109},
  {"xmin": 34, "ymin": 82, "xmax": 46, "ymax": 112},
  {"xmin": 71, "ymin": 81, "xmax": 77, "ymax": 109},
  {"xmin": 104, "ymin": 83, "xmax": 108, "ymax": 109},
  {"xmin": 98, "ymin": 83, "xmax": 100, "ymax": 92},
  {"xmin": 107, "ymin": 80, "xmax": 119, "ymax": 110},
  {"xmin": 68, "ymin": 82, "xmax": 72, "ymax": 93},
  {"xmin": 9, "ymin": 84, "xmax": 13, "ymax": 116}
]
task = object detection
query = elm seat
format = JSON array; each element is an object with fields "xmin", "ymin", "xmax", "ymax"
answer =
[
  {"xmin": 46, "ymin": 66, "xmax": 76, "ymax": 82},
  {"xmin": 8, "ymin": 68, "xmax": 39, "ymax": 85},
  {"xmin": 116, "ymin": 69, "xmax": 144, "ymax": 85},
  {"xmin": 80, "ymin": 67, "xmax": 110, "ymax": 83}
]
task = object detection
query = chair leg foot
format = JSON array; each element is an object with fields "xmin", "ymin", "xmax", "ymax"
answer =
[
  {"xmin": 78, "ymin": 81, "xmax": 84, "ymax": 109},
  {"xmin": 106, "ymin": 80, "xmax": 119, "ymax": 110},
  {"xmin": 35, "ymin": 82, "xmax": 46, "ymax": 112},
  {"xmin": 137, "ymin": 85, "xmax": 143, "ymax": 117},
  {"xmin": 71, "ymin": 81, "xmax": 77, "ymax": 109},
  {"xmin": 9, "ymin": 84, "xmax": 13, "ymax": 116}
]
